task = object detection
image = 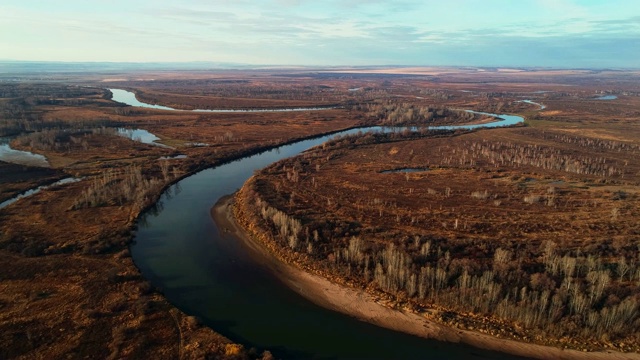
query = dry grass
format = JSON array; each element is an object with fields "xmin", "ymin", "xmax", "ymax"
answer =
[
  {"xmin": 2, "ymin": 68, "xmax": 640, "ymax": 357},
  {"xmin": 0, "ymin": 77, "xmax": 362, "ymax": 359},
  {"xmin": 240, "ymin": 101, "xmax": 640, "ymax": 352}
]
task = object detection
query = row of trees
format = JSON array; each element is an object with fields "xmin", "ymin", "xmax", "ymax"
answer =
[
  {"xmin": 257, "ymin": 197, "xmax": 303, "ymax": 250},
  {"xmin": 74, "ymin": 163, "xmax": 175, "ymax": 212},
  {"xmin": 0, "ymin": 83, "xmax": 101, "ymax": 99},
  {"xmin": 346, "ymin": 237, "xmax": 640, "ymax": 339},
  {"xmin": 14, "ymin": 128, "xmax": 121, "ymax": 152},
  {"xmin": 252, "ymin": 183, "xmax": 640, "ymax": 344},
  {"xmin": 356, "ymin": 101, "xmax": 483, "ymax": 126},
  {"xmin": 519, "ymin": 129, "xmax": 640, "ymax": 155},
  {"xmin": 0, "ymin": 84, "xmax": 116, "ymax": 136},
  {"xmin": 430, "ymin": 139, "xmax": 630, "ymax": 179}
]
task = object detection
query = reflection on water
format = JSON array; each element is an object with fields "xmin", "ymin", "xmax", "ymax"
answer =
[
  {"xmin": 116, "ymin": 128, "xmax": 172, "ymax": 148},
  {"xmin": 110, "ymin": 89, "xmax": 174, "ymax": 110},
  {"xmin": 518, "ymin": 99, "xmax": 546, "ymax": 110},
  {"xmin": 0, "ymin": 137, "xmax": 49, "ymax": 167},
  {"xmin": 0, "ymin": 177, "xmax": 81, "ymax": 210},
  {"xmin": 109, "ymin": 88, "xmax": 337, "ymax": 113},
  {"xmin": 595, "ymin": 95, "xmax": 617, "ymax": 100},
  {"xmin": 158, "ymin": 155, "xmax": 187, "ymax": 160}
]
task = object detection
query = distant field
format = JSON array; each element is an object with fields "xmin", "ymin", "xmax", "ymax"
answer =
[{"xmin": 1, "ymin": 67, "xmax": 639, "ymax": 358}]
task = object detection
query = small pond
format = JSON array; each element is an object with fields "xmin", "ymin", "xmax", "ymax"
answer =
[{"xmin": 595, "ymin": 95, "xmax": 617, "ymax": 100}]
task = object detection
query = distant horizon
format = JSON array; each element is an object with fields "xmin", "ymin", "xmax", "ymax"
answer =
[{"xmin": 1, "ymin": 60, "xmax": 639, "ymax": 72}]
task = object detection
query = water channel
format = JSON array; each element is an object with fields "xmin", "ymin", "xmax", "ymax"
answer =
[
  {"xmin": 0, "ymin": 88, "xmax": 529, "ymax": 358},
  {"xmin": 518, "ymin": 100, "xmax": 546, "ymax": 110},
  {"xmin": 129, "ymin": 132, "xmax": 526, "ymax": 359},
  {"xmin": 0, "ymin": 177, "xmax": 81, "ymax": 210},
  {"xmin": 109, "ymin": 88, "xmax": 337, "ymax": 113},
  {"xmin": 0, "ymin": 137, "xmax": 49, "ymax": 167},
  {"xmin": 119, "ymin": 89, "xmax": 528, "ymax": 359}
]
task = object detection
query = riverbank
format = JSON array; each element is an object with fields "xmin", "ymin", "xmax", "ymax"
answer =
[{"xmin": 221, "ymin": 192, "xmax": 640, "ymax": 360}]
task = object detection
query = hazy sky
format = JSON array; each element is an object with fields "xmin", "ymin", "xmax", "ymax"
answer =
[{"xmin": 1, "ymin": 0, "xmax": 639, "ymax": 67}]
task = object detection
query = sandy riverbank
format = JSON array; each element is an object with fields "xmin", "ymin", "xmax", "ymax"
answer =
[{"xmin": 212, "ymin": 195, "xmax": 640, "ymax": 360}]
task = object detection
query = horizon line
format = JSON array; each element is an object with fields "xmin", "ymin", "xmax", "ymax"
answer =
[{"xmin": 1, "ymin": 60, "xmax": 639, "ymax": 72}]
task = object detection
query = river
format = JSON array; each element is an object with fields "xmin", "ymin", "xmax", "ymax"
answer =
[
  {"xmin": 519, "ymin": 100, "xmax": 546, "ymax": 110},
  {"xmin": 0, "ymin": 136, "xmax": 49, "ymax": 167},
  {"xmin": 595, "ymin": 95, "xmax": 617, "ymax": 100},
  {"xmin": 119, "ymin": 88, "xmax": 529, "ymax": 358},
  {"xmin": 0, "ymin": 177, "xmax": 81, "ymax": 210},
  {"xmin": 109, "ymin": 88, "xmax": 337, "ymax": 113}
]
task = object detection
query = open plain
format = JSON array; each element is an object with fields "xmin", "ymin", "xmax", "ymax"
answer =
[{"xmin": 1, "ymin": 67, "xmax": 639, "ymax": 359}]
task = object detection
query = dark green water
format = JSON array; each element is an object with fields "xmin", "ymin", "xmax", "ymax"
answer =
[{"xmin": 130, "ymin": 118, "xmax": 530, "ymax": 359}]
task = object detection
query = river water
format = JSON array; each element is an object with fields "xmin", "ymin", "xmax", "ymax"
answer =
[
  {"xmin": 0, "ymin": 177, "xmax": 81, "ymax": 210},
  {"xmin": 116, "ymin": 128, "xmax": 172, "ymax": 148},
  {"xmin": 595, "ymin": 95, "xmax": 617, "ymax": 100},
  {"xmin": 130, "ymin": 130, "xmax": 528, "ymax": 359},
  {"xmin": 0, "ymin": 137, "xmax": 49, "ymax": 167},
  {"xmin": 518, "ymin": 100, "xmax": 546, "ymax": 110},
  {"xmin": 125, "ymin": 86, "xmax": 529, "ymax": 359},
  {"xmin": 109, "ymin": 88, "xmax": 336, "ymax": 113}
]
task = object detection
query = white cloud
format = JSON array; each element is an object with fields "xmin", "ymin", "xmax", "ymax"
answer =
[{"xmin": 1, "ymin": 0, "xmax": 638, "ymax": 67}]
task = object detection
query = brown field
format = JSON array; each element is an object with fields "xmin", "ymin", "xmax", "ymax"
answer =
[
  {"xmin": 1, "ymin": 67, "xmax": 640, "ymax": 358},
  {"xmin": 234, "ymin": 69, "xmax": 640, "ymax": 355},
  {"xmin": 0, "ymin": 74, "xmax": 363, "ymax": 359}
]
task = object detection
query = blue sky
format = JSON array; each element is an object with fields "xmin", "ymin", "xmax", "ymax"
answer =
[{"xmin": 1, "ymin": 0, "xmax": 639, "ymax": 67}]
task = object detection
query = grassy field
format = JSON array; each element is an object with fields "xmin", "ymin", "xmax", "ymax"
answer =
[
  {"xmin": 2, "ymin": 67, "xmax": 639, "ymax": 358},
  {"xmin": 0, "ymin": 75, "xmax": 363, "ymax": 359},
  {"xmin": 236, "ymin": 69, "xmax": 640, "ymax": 353}
]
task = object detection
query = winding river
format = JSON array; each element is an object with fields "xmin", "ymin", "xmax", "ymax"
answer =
[
  {"xmin": 109, "ymin": 88, "xmax": 337, "ymax": 112},
  {"xmin": 124, "ymin": 90, "xmax": 528, "ymax": 359}
]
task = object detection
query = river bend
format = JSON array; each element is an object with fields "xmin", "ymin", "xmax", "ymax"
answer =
[{"xmin": 128, "ymin": 92, "xmax": 527, "ymax": 359}]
